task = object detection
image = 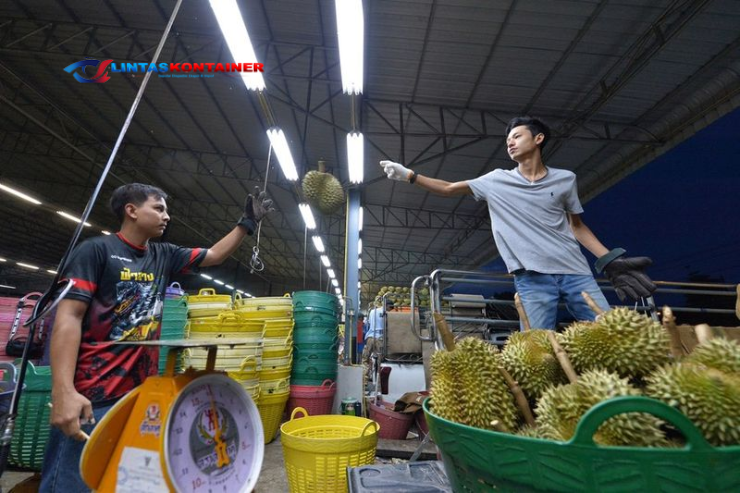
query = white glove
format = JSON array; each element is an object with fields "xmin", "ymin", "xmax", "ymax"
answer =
[{"xmin": 379, "ymin": 160, "xmax": 412, "ymax": 182}]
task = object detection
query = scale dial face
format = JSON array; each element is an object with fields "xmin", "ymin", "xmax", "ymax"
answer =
[{"xmin": 163, "ymin": 374, "xmax": 263, "ymax": 493}]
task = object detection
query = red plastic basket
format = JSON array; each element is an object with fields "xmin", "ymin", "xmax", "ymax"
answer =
[
  {"xmin": 369, "ymin": 400, "xmax": 414, "ymax": 439},
  {"xmin": 287, "ymin": 379, "xmax": 337, "ymax": 416}
]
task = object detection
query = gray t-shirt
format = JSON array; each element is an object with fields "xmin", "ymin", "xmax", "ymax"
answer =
[{"xmin": 467, "ymin": 167, "xmax": 591, "ymax": 275}]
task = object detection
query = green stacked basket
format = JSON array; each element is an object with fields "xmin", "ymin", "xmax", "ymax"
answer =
[
  {"xmin": 424, "ymin": 396, "xmax": 740, "ymax": 492},
  {"xmin": 159, "ymin": 293, "xmax": 189, "ymax": 375},
  {"xmin": 10, "ymin": 361, "xmax": 51, "ymax": 471},
  {"xmin": 291, "ymin": 291, "xmax": 340, "ymax": 386}
]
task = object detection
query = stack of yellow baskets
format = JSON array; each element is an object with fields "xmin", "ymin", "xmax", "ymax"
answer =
[
  {"xmin": 235, "ymin": 293, "xmax": 294, "ymax": 444},
  {"xmin": 185, "ymin": 289, "xmax": 264, "ymax": 403}
]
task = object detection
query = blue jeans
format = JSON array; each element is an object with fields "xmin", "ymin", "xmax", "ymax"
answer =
[
  {"xmin": 513, "ymin": 271, "xmax": 610, "ymax": 330},
  {"xmin": 39, "ymin": 403, "xmax": 114, "ymax": 493}
]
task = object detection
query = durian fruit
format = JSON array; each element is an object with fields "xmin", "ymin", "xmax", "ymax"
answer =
[
  {"xmin": 430, "ymin": 337, "xmax": 519, "ymax": 432},
  {"xmin": 535, "ymin": 369, "xmax": 668, "ymax": 446},
  {"xmin": 686, "ymin": 338, "xmax": 740, "ymax": 374},
  {"xmin": 559, "ymin": 308, "xmax": 670, "ymax": 379},
  {"xmin": 646, "ymin": 362, "xmax": 740, "ymax": 446},
  {"xmin": 430, "ymin": 350, "xmax": 462, "ymax": 423},
  {"xmin": 501, "ymin": 329, "xmax": 569, "ymax": 401},
  {"xmin": 302, "ymin": 159, "xmax": 344, "ymax": 214}
]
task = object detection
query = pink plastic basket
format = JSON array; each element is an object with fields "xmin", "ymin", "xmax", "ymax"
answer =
[
  {"xmin": 287, "ymin": 379, "xmax": 337, "ymax": 416},
  {"xmin": 369, "ymin": 400, "xmax": 414, "ymax": 439}
]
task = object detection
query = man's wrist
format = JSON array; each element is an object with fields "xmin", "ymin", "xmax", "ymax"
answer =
[
  {"xmin": 409, "ymin": 171, "xmax": 417, "ymax": 184},
  {"xmin": 237, "ymin": 217, "xmax": 257, "ymax": 235},
  {"xmin": 595, "ymin": 247, "xmax": 626, "ymax": 273}
]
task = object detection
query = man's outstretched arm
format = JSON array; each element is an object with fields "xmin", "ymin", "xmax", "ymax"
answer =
[{"xmin": 380, "ymin": 160, "xmax": 472, "ymax": 197}]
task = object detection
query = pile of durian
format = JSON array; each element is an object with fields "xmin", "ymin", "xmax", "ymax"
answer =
[{"xmin": 430, "ymin": 302, "xmax": 740, "ymax": 447}]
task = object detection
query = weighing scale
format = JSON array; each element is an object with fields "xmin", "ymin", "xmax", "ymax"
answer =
[{"xmin": 80, "ymin": 339, "xmax": 264, "ymax": 492}]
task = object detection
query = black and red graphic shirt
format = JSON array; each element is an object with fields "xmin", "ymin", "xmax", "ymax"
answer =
[{"xmin": 62, "ymin": 232, "xmax": 207, "ymax": 403}]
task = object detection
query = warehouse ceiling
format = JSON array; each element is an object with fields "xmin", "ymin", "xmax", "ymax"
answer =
[{"xmin": 1, "ymin": 0, "xmax": 739, "ymax": 303}]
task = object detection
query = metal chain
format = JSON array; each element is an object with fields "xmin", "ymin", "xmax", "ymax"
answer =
[{"xmin": 249, "ymin": 145, "xmax": 272, "ymax": 273}]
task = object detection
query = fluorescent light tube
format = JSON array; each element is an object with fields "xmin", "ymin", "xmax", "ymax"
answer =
[
  {"xmin": 327, "ymin": 269, "xmax": 335, "ymax": 279},
  {"xmin": 359, "ymin": 206, "xmax": 363, "ymax": 231},
  {"xmin": 320, "ymin": 255, "xmax": 330, "ymax": 267},
  {"xmin": 57, "ymin": 211, "xmax": 91, "ymax": 227},
  {"xmin": 358, "ymin": 258, "xmax": 362, "ymax": 269},
  {"xmin": 214, "ymin": 280, "xmax": 225, "ymax": 286},
  {"xmin": 311, "ymin": 236, "xmax": 325, "ymax": 253},
  {"xmin": 347, "ymin": 132, "xmax": 364, "ymax": 183},
  {"xmin": 46, "ymin": 269, "xmax": 58, "ymax": 274},
  {"xmin": 358, "ymin": 238, "xmax": 362, "ymax": 252},
  {"xmin": 225, "ymin": 284, "xmax": 234, "ymax": 290},
  {"xmin": 0, "ymin": 182, "xmax": 42, "ymax": 205},
  {"xmin": 208, "ymin": 0, "xmax": 266, "ymax": 91},
  {"xmin": 201, "ymin": 274, "xmax": 213, "ymax": 280},
  {"xmin": 335, "ymin": 0, "xmax": 364, "ymax": 94},
  {"xmin": 331, "ymin": 279, "xmax": 339, "ymax": 287},
  {"xmin": 17, "ymin": 262, "xmax": 39, "ymax": 270},
  {"xmin": 335, "ymin": 287, "xmax": 341, "ymax": 295},
  {"xmin": 267, "ymin": 128, "xmax": 299, "ymax": 181},
  {"xmin": 101, "ymin": 230, "xmax": 112, "ymax": 235},
  {"xmin": 299, "ymin": 204, "xmax": 316, "ymax": 230},
  {"xmin": 0, "ymin": 284, "xmax": 15, "ymax": 290}
]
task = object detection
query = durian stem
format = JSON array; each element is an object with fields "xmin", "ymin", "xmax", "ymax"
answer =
[
  {"xmin": 433, "ymin": 312, "xmax": 456, "ymax": 351},
  {"xmin": 580, "ymin": 291, "xmax": 605, "ymax": 316},
  {"xmin": 662, "ymin": 306, "xmax": 687, "ymax": 358},
  {"xmin": 546, "ymin": 331, "xmax": 579, "ymax": 384},
  {"xmin": 490, "ymin": 419, "xmax": 508, "ymax": 433},
  {"xmin": 735, "ymin": 283, "xmax": 740, "ymax": 321},
  {"xmin": 514, "ymin": 293, "xmax": 531, "ymax": 331},
  {"xmin": 318, "ymin": 159, "xmax": 326, "ymax": 173},
  {"xmin": 694, "ymin": 324, "xmax": 714, "ymax": 345},
  {"xmin": 497, "ymin": 366, "xmax": 535, "ymax": 426}
]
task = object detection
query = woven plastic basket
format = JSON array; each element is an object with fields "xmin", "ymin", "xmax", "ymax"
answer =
[
  {"xmin": 280, "ymin": 407, "xmax": 379, "ymax": 493},
  {"xmin": 258, "ymin": 390, "xmax": 290, "ymax": 444},
  {"xmin": 10, "ymin": 362, "xmax": 51, "ymax": 470},
  {"xmin": 424, "ymin": 396, "xmax": 740, "ymax": 492}
]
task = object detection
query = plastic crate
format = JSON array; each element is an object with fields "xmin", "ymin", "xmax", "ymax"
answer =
[{"xmin": 10, "ymin": 362, "xmax": 52, "ymax": 471}]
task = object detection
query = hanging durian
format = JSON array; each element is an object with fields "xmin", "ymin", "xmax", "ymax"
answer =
[
  {"xmin": 535, "ymin": 369, "xmax": 668, "ymax": 446},
  {"xmin": 685, "ymin": 338, "xmax": 740, "ymax": 374},
  {"xmin": 646, "ymin": 360, "xmax": 740, "ymax": 446},
  {"xmin": 302, "ymin": 159, "xmax": 345, "ymax": 214},
  {"xmin": 559, "ymin": 308, "xmax": 670, "ymax": 379},
  {"xmin": 501, "ymin": 329, "xmax": 569, "ymax": 401}
]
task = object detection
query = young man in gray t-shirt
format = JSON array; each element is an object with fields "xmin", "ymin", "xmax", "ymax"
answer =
[{"xmin": 379, "ymin": 116, "xmax": 656, "ymax": 329}]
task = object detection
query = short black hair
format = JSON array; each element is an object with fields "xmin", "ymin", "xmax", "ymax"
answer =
[
  {"xmin": 110, "ymin": 183, "xmax": 167, "ymax": 223},
  {"xmin": 505, "ymin": 116, "xmax": 551, "ymax": 150}
]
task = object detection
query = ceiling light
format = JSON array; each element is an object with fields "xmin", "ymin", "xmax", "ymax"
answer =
[
  {"xmin": 335, "ymin": 0, "xmax": 364, "ymax": 94},
  {"xmin": 311, "ymin": 236, "xmax": 325, "ymax": 253},
  {"xmin": 334, "ymin": 287, "xmax": 341, "ymax": 295},
  {"xmin": 331, "ymin": 279, "xmax": 339, "ymax": 287},
  {"xmin": 101, "ymin": 230, "xmax": 112, "ymax": 235},
  {"xmin": 0, "ymin": 182, "xmax": 42, "ymax": 205},
  {"xmin": 358, "ymin": 206, "xmax": 364, "ymax": 231},
  {"xmin": 17, "ymin": 262, "xmax": 39, "ymax": 270},
  {"xmin": 225, "ymin": 284, "xmax": 234, "ymax": 290},
  {"xmin": 266, "ymin": 128, "xmax": 299, "ymax": 181},
  {"xmin": 357, "ymin": 281, "xmax": 361, "ymax": 288},
  {"xmin": 208, "ymin": 0, "xmax": 265, "ymax": 91},
  {"xmin": 320, "ymin": 255, "xmax": 330, "ymax": 267},
  {"xmin": 0, "ymin": 284, "xmax": 15, "ymax": 290},
  {"xmin": 358, "ymin": 258, "xmax": 362, "ymax": 269},
  {"xmin": 57, "ymin": 211, "xmax": 91, "ymax": 227},
  {"xmin": 347, "ymin": 132, "xmax": 364, "ymax": 183},
  {"xmin": 0, "ymin": 258, "xmax": 6, "ymax": 262},
  {"xmin": 358, "ymin": 238, "xmax": 362, "ymax": 252},
  {"xmin": 327, "ymin": 268, "xmax": 335, "ymax": 279},
  {"xmin": 299, "ymin": 203, "xmax": 317, "ymax": 230},
  {"xmin": 46, "ymin": 269, "xmax": 58, "ymax": 274},
  {"xmin": 214, "ymin": 280, "xmax": 225, "ymax": 286},
  {"xmin": 200, "ymin": 274, "xmax": 213, "ymax": 280},
  {"xmin": 245, "ymin": 293, "xmax": 253, "ymax": 297}
]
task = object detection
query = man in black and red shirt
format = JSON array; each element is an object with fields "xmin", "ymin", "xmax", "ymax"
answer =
[{"xmin": 40, "ymin": 183, "xmax": 273, "ymax": 492}]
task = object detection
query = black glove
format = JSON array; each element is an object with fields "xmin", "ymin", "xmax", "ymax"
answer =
[
  {"xmin": 595, "ymin": 248, "xmax": 657, "ymax": 302},
  {"xmin": 237, "ymin": 186, "xmax": 274, "ymax": 235}
]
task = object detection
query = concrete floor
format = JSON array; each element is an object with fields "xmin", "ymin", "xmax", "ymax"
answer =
[{"xmin": 0, "ymin": 437, "xmax": 289, "ymax": 492}]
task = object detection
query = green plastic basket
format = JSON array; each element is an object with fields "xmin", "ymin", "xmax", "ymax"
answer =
[
  {"xmin": 293, "ymin": 327, "xmax": 339, "ymax": 345},
  {"xmin": 10, "ymin": 362, "xmax": 52, "ymax": 471},
  {"xmin": 424, "ymin": 396, "xmax": 740, "ymax": 492},
  {"xmin": 292, "ymin": 291, "xmax": 340, "ymax": 316},
  {"xmin": 293, "ymin": 312, "xmax": 339, "ymax": 328}
]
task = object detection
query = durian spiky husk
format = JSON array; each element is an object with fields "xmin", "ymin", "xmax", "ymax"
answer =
[
  {"xmin": 535, "ymin": 369, "xmax": 668, "ymax": 446},
  {"xmin": 302, "ymin": 168, "xmax": 345, "ymax": 214},
  {"xmin": 430, "ymin": 337, "xmax": 519, "ymax": 432},
  {"xmin": 501, "ymin": 329, "xmax": 568, "ymax": 401},
  {"xmin": 646, "ymin": 362, "xmax": 740, "ymax": 446},
  {"xmin": 559, "ymin": 308, "xmax": 670, "ymax": 379},
  {"xmin": 686, "ymin": 338, "xmax": 740, "ymax": 375}
]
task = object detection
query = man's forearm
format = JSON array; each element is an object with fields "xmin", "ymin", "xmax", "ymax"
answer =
[
  {"xmin": 413, "ymin": 174, "xmax": 472, "ymax": 197},
  {"xmin": 571, "ymin": 223, "xmax": 609, "ymax": 258},
  {"xmin": 50, "ymin": 321, "xmax": 82, "ymax": 395},
  {"xmin": 202, "ymin": 226, "xmax": 247, "ymax": 267}
]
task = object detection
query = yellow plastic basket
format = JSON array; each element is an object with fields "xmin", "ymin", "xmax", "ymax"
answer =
[
  {"xmin": 187, "ymin": 288, "xmax": 232, "ymax": 317},
  {"xmin": 236, "ymin": 293, "xmax": 293, "ymax": 311},
  {"xmin": 264, "ymin": 318, "xmax": 295, "ymax": 338},
  {"xmin": 260, "ymin": 365, "xmax": 291, "ymax": 381},
  {"xmin": 258, "ymin": 391, "xmax": 291, "ymax": 444},
  {"xmin": 280, "ymin": 408, "xmax": 379, "ymax": 493},
  {"xmin": 260, "ymin": 376, "xmax": 291, "ymax": 395}
]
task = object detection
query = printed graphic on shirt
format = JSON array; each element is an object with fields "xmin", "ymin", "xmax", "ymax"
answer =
[{"xmin": 111, "ymin": 280, "xmax": 162, "ymax": 341}]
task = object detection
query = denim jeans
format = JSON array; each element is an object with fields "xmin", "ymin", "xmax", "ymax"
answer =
[
  {"xmin": 513, "ymin": 271, "xmax": 610, "ymax": 330},
  {"xmin": 39, "ymin": 402, "xmax": 114, "ymax": 493}
]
